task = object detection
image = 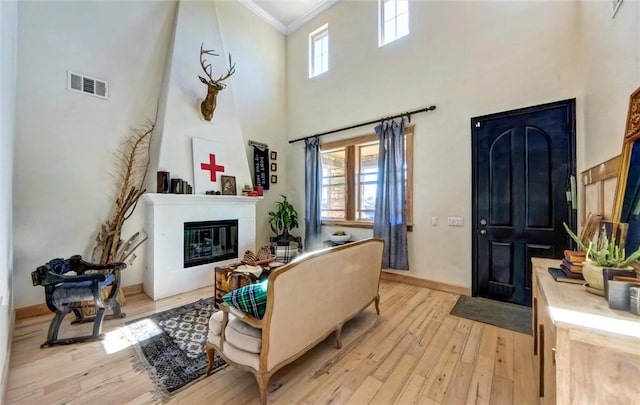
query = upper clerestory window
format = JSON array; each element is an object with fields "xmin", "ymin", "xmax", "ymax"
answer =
[
  {"xmin": 379, "ymin": 0, "xmax": 409, "ymax": 47},
  {"xmin": 309, "ymin": 24, "xmax": 329, "ymax": 78}
]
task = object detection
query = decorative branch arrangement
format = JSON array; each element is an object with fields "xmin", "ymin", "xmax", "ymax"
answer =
[{"xmin": 92, "ymin": 120, "xmax": 155, "ymax": 265}]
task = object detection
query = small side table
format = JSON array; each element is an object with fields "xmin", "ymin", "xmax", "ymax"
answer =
[{"xmin": 214, "ymin": 263, "xmax": 276, "ymax": 308}]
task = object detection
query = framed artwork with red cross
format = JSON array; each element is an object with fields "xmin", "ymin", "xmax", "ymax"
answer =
[{"xmin": 192, "ymin": 137, "xmax": 230, "ymax": 194}]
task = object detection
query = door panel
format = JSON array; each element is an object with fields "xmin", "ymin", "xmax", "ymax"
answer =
[
  {"xmin": 490, "ymin": 131, "xmax": 513, "ymax": 226},
  {"xmin": 526, "ymin": 127, "xmax": 552, "ymax": 228},
  {"xmin": 472, "ymin": 100, "xmax": 575, "ymax": 306}
]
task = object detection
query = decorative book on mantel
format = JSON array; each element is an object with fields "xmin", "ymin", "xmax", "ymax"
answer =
[
  {"xmin": 565, "ymin": 249, "xmax": 586, "ymax": 264},
  {"xmin": 560, "ymin": 249, "xmax": 585, "ymax": 279},
  {"xmin": 548, "ymin": 267, "xmax": 585, "ymax": 284},
  {"xmin": 547, "ymin": 249, "xmax": 587, "ymax": 284}
]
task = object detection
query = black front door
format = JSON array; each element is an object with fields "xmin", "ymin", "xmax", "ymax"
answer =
[{"xmin": 472, "ymin": 100, "xmax": 576, "ymax": 306}]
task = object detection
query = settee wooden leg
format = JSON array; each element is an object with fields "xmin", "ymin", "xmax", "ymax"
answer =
[
  {"xmin": 334, "ymin": 324, "xmax": 343, "ymax": 349},
  {"xmin": 374, "ymin": 295, "xmax": 380, "ymax": 315},
  {"xmin": 256, "ymin": 372, "xmax": 271, "ymax": 405},
  {"xmin": 205, "ymin": 342, "xmax": 215, "ymax": 375}
]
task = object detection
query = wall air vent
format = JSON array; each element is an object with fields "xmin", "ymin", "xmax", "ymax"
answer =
[{"xmin": 67, "ymin": 71, "xmax": 108, "ymax": 99}]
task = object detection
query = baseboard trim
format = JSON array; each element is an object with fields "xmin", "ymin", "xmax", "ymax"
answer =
[
  {"xmin": 15, "ymin": 283, "xmax": 146, "ymax": 320},
  {"xmin": 1, "ymin": 302, "xmax": 15, "ymax": 405},
  {"xmin": 122, "ymin": 283, "xmax": 143, "ymax": 296},
  {"xmin": 381, "ymin": 271, "xmax": 471, "ymax": 296},
  {"xmin": 15, "ymin": 303, "xmax": 49, "ymax": 320}
]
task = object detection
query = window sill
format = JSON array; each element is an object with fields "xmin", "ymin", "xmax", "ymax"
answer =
[{"xmin": 321, "ymin": 220, "xmax": 413, "ymax": 232}]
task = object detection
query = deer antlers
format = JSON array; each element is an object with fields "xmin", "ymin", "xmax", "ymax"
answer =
[{"xmin": 199, "ymin": 43, "xmax": 235, "ymax": 89}]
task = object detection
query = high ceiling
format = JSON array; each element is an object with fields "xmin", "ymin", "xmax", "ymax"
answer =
[{"xmin": 241, "ymin": 0, "xmax": 338, "ymax": 34}]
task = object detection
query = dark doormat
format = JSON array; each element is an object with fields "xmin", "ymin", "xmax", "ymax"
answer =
[{"xmin": 450, "ymin": 295, "xmax": 532, "ymax": 335}]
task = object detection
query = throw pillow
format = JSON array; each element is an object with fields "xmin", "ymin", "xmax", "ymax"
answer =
[
  {"xmin": 222, "ymin": 279, "xmax": 269, "ymax": 319},
  {"xmin": 275, "ymin": 245, "xmax": 299, "ymax": 264}
]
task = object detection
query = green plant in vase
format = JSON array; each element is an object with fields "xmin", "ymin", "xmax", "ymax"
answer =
[
  {"xmin": 268, "ymin": 195, "xmax": 299, "ymax": 243},
  {"xmin": 564, "ymin": 223, "xmax": 640, "ymax": 294}
]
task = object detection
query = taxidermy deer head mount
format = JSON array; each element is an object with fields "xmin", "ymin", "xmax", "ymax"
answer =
[{"xmin": 199, "ymin": 43, "xmax": 236, "ymax": 121}]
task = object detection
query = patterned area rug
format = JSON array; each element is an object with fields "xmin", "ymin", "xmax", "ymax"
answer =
[{"xmin": 125, "ymin": 297, "xmax": 226, "ymax": 399}]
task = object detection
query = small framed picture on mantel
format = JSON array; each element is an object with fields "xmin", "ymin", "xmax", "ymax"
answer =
[{"xmin": 221, "ymin": 175, "xmax": 237, "ymax": 195}]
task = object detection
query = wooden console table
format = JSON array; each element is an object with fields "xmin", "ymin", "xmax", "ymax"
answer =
[{"xmin": 532, "ymin": 258, "xmax": 640, "ymax": 405}]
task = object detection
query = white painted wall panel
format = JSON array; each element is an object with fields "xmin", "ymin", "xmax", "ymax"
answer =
[
  {"xmin": 579, "ymin": 0, "xmax": 640, "ymax": 169},
  {"xmin": 0, "ymin": 0, "xmax": 17, "ymax": 399},
  {"xmin": 285, "ymin": 1, "xmax": 583, "ymax": 288},
  {"xmin": 13, "ymin": 1, "xmax": 286, "ymax": 308},
  {"xmin": 14, "ymin": 1, "xmax": 176, "ymax": 308}
]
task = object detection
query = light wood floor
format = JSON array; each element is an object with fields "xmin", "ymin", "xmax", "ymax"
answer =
[{"xmin": 6, "ymin": 280, "xmax": 537, "ymax": 404}]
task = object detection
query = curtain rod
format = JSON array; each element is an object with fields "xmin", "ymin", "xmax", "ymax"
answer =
[
  {"xmin": 248, "ymin": 140, "xmax": 269, "ymax": 149},
  {"xmin": 288, "ymin": 105, "xmax": 436, "ymax": 144}
]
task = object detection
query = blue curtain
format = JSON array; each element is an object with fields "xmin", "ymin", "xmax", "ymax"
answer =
[
  {"xmin": 374, "ymin": 119, "xmax": 409, "ymax": 270},
  {"xmin": 305, "ymin": 137, "xmax": 322, "ymax": 250}
]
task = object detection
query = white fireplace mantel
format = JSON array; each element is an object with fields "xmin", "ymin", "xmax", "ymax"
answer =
[
  {"xmin": 142, "ymin": 193, "xmax": 262, "ymax": 300},
  {"xmin": 144, "ymin": 193, "xmax": 263, "ymax": 206}
]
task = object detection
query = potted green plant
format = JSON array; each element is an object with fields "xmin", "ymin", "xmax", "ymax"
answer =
[
  {"xmin": 564, "ymin": 223, "xmax": 640, "ymax": 294},
  {"xmin": 268, "ymin": 195, "xmax": 300, "ymax": 243}
]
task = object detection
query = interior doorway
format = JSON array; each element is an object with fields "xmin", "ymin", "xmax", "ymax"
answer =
[{"xmin": 471, "ymin": 99, "xmax": 576, "ymax": 306}]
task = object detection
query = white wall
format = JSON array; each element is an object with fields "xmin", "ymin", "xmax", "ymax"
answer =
[
  {"xmin": 14, "ymin": 1, "xmax": 176, "ymax": 308},
  {"xmin": 0, "ymin": 0, "xmax": 17, "ymax": 399},
  {"xmin": 11, "ymin": 0, "xmax": 637, "ymax": 310},
  {"xmin": 153, "ymin": 1, "xmax": 253, "ymax": 192},
  {"xmin": 149, "ymin": 0, "xmax": 288, "ymax": 251},
  {"xmin": 579, "ymin": 0, "xmax": 640, "ymax": 169},
  {"xmin": 286, "ymin": 1, "xmax": 582, "ymax": 288},
  {"xmin": 13, "ymin": 0, "xmax": 287, "ymax": 308},
  {"xmin": 216, "ymin": 1, "xmax": 288, "ymax": 246}
]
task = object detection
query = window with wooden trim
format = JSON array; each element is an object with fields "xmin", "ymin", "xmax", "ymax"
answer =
[{"xmin": 320, "ymin": 126, "xmax": 414, "ymax": 227}]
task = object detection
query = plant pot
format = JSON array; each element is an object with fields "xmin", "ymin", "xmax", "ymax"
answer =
[
  {"xmin": 275, "ymin": 230, "xmax": 293, "ymax": 244},
  {"xmin": 582, "ymin": 260, "xmax": 634, "ymax": 296},
  {"xmin": 582, "ymin": 260, "xmax": 606, "ymax": 292}
]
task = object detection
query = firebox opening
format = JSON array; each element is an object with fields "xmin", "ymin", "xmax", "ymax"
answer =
[{"xmin": 184, "ymin": 219, "xmax": 238, "ymax": 268}]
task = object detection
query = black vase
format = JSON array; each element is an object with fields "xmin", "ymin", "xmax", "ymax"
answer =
[{"xmin": 157, "ymin": 171, "xmax": 170, "ymax": 193}]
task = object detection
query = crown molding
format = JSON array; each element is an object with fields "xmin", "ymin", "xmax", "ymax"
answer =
[
  {"xmin": 236, "ymin": 0, "xmax": 287, "ymax": 34},
  {"xmin": 286, "ymin": 0, "xmax": 339, "ymax": 34},
  {"xmin": 237, "ymin": 0, "xmax": 339, "ymax": 36}
]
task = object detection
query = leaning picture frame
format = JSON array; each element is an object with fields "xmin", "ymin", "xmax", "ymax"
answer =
[{"xmin": 220, "ymin": 175, "xmax": 237, "ymax": 195}]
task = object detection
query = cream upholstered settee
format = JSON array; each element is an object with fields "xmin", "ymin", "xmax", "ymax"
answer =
[{"xmin": 205, "ymin": 238, "xmax": 384, "ymax": 405}]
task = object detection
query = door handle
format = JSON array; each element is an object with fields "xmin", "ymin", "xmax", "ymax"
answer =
[
  {"xmin": 566, "ymin": 175, "xmax": 577, "ymax": 210},
  {"xmin": 480, "ymin": 229, "xmax": 487, "ymax": 235}
]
